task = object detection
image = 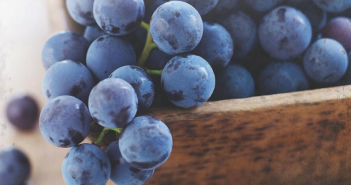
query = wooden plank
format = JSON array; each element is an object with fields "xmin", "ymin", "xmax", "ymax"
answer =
[{"xmin": 147, "ymin": 86, "xmax": 351, "ymax": 185}]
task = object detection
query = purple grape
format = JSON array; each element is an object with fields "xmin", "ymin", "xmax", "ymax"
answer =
[
  {"xmin": 6, "ymin": 94, "xmax": 39, "ymax": 130},
  {"xmin": 89, "ymin": 78, "xmax": 138, "ymax": 128},
  {"xmin": 312, "ymin": 0, "xmax": 351, "ymax": 13},
  {"xmin": 170, "ymin": 0, "xmax": 219, "ymax": 15},
  {"xmin": 84, "ymin": 25, "xmax": 107, "ymax": 43},
  {"xmin": 66, "ymin": 0, "xmax": 95, "ymax": 26}
]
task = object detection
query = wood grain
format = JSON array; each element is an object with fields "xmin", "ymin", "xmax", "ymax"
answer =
[{"xmin": 146, "ymin": 86, "xmax": 351, "ymax": 185}]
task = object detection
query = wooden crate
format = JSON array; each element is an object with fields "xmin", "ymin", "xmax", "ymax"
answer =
[{"xmin": 53, "ymin": 1, "xmax": 351, "ymax": 185}]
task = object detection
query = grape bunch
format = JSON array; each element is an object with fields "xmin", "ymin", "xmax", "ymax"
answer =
[{"xmin": 37, "ymin": 0, "xmax": 351, "ymax": 184}]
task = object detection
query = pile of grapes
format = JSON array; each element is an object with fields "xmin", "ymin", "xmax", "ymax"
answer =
[{"xmin": 3, "ymin": 0, "xmax": 351, "ymax": 185}]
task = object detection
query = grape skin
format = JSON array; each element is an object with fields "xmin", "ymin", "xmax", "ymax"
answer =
[
  {"xmin": 89, "ymin": 78, "xmax": 138, "ymax": 128},
  {"xmin": 42, "ymin": 31, "xmax": 89, "ymax": 70},
  {"xmin": 208, "ymin": 0, "xmax": 239, "ymax": 17},
  {"xmin": 6, "ymin": 94, "xmax": 39, "ymax": 130},
  {"xmin": 213, "ymin": 64, "xmax": 255, "ymax": 100},
  {"xmin": 106, "ymin": 140, "xmax": 154, "ymax": 185},
  {"xmin": 119, "ymin": 116, "xmax": 173, "ymax": 170},
  {"xmin": 303, "ymin": 39, "xmax": 349, "ymax": 84},
  {"xmin": 39, "ymin": 96, "xmax": 91, "ymax": 148},
  {"xmin": 322, "ymin": 17, "xmax": 351, "ymax": 57},
  {"xmin": 258, "ymin": 62, "xmax": 310, "ymax": 95},
  {"xmin": 62, "ymin": 144, "xmax": 111, "ymax": 185},
  {"xmin": 84, "ymin": 25, "xmax": 107, "ymax": 44},
  {"xmin": 146, "ymin": 49, "xmax": 173, "ymax": 70},
  {"xmin": 170, "ymin": 0, "xmax": 218, "ymax": 15},
  {"xmin": 312, "ymin": 0, "xmax": 351, "ymax": 13},
  {"xmin": 144, "ymin": 0, "xmax": 167, "ymax": 23},
  {"xmin": 0, "ymin": 147, "xmax": 31, "ymax": 185},
  {"xmin": 194, "ymin": 22, "xmax": 234, "ymax": 70},
  {"xmin": 66, "ymin": 0, "xmax": 95, "ymax": 26},
  {"xmin": 259, "ymin": 6, "xmax": 312, "ymax": 60},
  {"xmin": 110, "ymin": 65, "xmax": 155, "ymax": 111},
  {"xmin": 150, "ymin": 1, "xmax": 203, "ymax": 55},
  {"xmin": 94, "ymin": 0, "xmax": 145, "ymax": 36},
  {"xmin": 244, "ymin": 0, "xmax": 284, "ymax": 12},
  {"xmin": 161, "ymin": 55, "xmax": 215, "ymax": 108},
  {"xmin": 86, "ymin": 35, "xmax": 136, "ymax": 81},
  {"xmin": 42, "ymin": 60, "xmax": 95, "ymax": 102},
  {"xmin": 219, "ymin": 11, "xmax": 257, "ymax": 58}
]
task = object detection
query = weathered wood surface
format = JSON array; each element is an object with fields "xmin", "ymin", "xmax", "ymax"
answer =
[{"xmin": 147, "ymin": 86, "xmax": 351, "ymax": 185}]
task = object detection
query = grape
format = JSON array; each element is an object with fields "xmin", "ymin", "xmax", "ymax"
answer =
[
  {"xmin": 219, "ymin": 11, "xmax": 257, "ymax": 58},
  {"xmin": 259, "ymin": 6, "xmax": 312, "ymax": 60},
  {"xmin": 0, "ymin": 147, "xmax": 31, "ymax": 185},
  {"xmin": 144, "ymin": 0, "xmax": 167, "ymax": 22},
  {"xmin": 213, "ymin": 64, "xmax": 255, "ymax": 100},
  {"xmin": 119, "ymin": 116, "xmax": 172, "ymax": 169},
  {"xmin": 86, "ymin": 35, "xmax": 136, "ymax": 81},
  {"xmin": 89, "ymin": 78, "xmax": 138, "ymax": 128},
  {"xmin": 62, "ymin": 144, "xmax": 111, "ymax": 185},
  {"xmin": 244, "ymin": 0, "xmax": 284, "ymax": 12},
  {"xmin": 42, "ymin": 31, "xmax": 89, "ymax": 70},
  {"xmin": 303, "ymin": 39, "xmax": 349, "ymax": 84},
  {"xmin": 161, "ymin": 55, "xmax": 215, "ymax": 108},
  {"xmin": 150, "ymin": 1, "xmax": 203, "ymax": 55},
  {"xmin": 66, "ymin": 0, "xmax": 95, "ymax": 26},
  {"xmin": 312, "ymin": 0, "xmax": 351, "ymax": 13},
  {"xmin": 110, "ymin": 65, "xmax": 155, "ymax": 111},
  {"xmin": 106, "ymin": 140, "xmax": 154, "ymax": 185},
  {"xmin": 284, "ymin": 0, "xmax": 327, "ymax": 33},
  {"xmin": 94, "ymin": 0, "xmax": 145, "ymax": 36},
  {"xmin": 84, "ymin": 26, "xmax": 107, "ymax": 43},
  {"xmin": 6, "ymin": 94, "xmax": 39, "ymax": 130},
  {"xmin": 258, "ymin": 62, "xmax": 309, "ymax": 95},
  {"xmin": 194, "ymin": 22, "xmax": 233, "ymax": 70},
  {"xmin": 39, "ymin": 96, "xmax": 91, "ymax": 148},
  {"xmin": 208, "ymin": 0, "xmax": 239, "ymax": 17},
  {"xmin": 170, "ymin": 0, "xmax": 218, "ymax": 15},
  {"xmin": 42, "ymin": 60, "xmax": 95, "ymax": 102},
  {"xmin": 146, "ymin": 49, "xmax": 173, "ymax": 70},
  {"xmin": 322, "ymin": 17, "xmax": 351, "ymax": 57}
]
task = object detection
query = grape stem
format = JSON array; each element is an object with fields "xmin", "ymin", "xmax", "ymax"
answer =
[
  {"xmin": 145, "ymin": 69, "xmax": 163, "ymax": 76},
  {"xmin": 93, "ymin": 128, "xmax": 122, "ymax": 146},
  {"xmin": 137, "ymin": 22, "xmax": 158, "ymax": 67}
]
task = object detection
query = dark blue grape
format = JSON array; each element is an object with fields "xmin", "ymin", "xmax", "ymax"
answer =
[
  {"xmin": 213, "ymin": 64, "xmax": 255, "ymax": 100},
  {"xmin": 150, "ymin": 1, "xmax": 203, "ymax": 55},
  {"xmin": 258, "ymin": 62, "xmax": 309, "ymax": 95},
  {"xmin": 89, "ymin": 78, "xmax": 138, "ymax": 128},
  {"xmin": 146, "ymin": 49, "xmax": 173, "ymax": 70},
  {"xmin": 219, "ymin": 11, "xmax": 257, "ymax": 58},
  {"xmin": 303, "ymin": 39, "xmax": 348, "ymax": 84},
  {"xmin": 194, "ymin": 22, "xmax": 233, "ymax": 70},
  {"xmin": 66, "ymin": 0, "xmax": 95, "ymax": 26},
  {"xmin": 208, "ymin": 0, "xmax": 239, "ymax": 17},
  {"xmin": 284, "ymin": 0, "xmax": 327, "ymax": 33},
  {"xmin": 144, "ymin": 0, "xmax": 167, "ymax": 22},
  {"xmin": 110, "ymin": 65, "xmax": 155, "ymax": 111},
  {"xmin": 86, "ymin": 35, "xmax": 136, "ymax": 81},
  {"xmin": 312, "ymin": 0, "xmax": 351, "ymax": 13},
  {"xmin": 84, "ymin": 25, "xmax": 107, "ymax": 43},
  {"xmin": 62, "ymin": 144, "xmax": 111, "ymax": 185},
  {"xmin": 170, "ymin": 0, "xmax": 218, "ymax": 15},
  {"xmin": 6, "ymin": 94, "xmax": 39, "ymax": 130},
  {"xmin": 0, "ymin": 147, "xmax": 31, "ymax": 185},
  {"xmin": 119, "ymin": 116, "xmax": 172, "ymax": 170},
  {"xmin": 244, "ymin": 0, "xmax": 283, "ymax": 12},
  {"xmin": 42, "ymin": 60, "xmax": 95, "ymax": 102},
  {"xmin": 39, "ymin": 96, "xmax": 91, "ymax": 148},
  {"xmin": 106, "ymin": 140, "xmax": 154, "ymax": 185},
  {"xmin": 259, "ymin": 6, "xmax": 312, "ymax": 60},
  {"xmin": 42, "ymin": 31, "xmax": 89, "ymax": 70},
  {"xmin": 161, "ymin": 55, "xmax": 215, "ymax": 108},
  {"xmin": 94, "ymin": 0, "xmax": 145, "ymax": 36}
]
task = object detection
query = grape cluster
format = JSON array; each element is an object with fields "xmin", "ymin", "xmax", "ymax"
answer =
[{"xmin": 36, "ymin": 0, "xmax": 351, "ymax": 184}]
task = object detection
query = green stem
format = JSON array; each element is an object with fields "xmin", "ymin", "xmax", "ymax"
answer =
[
  {"xmin": 94, "ymin": 128, "xmax": 109, "ymax": 145},
  {"xmin": 137, "ymin": 22, "xmax": 158, "ymax": 67},
  {"xmin": 111, "ymin": 128, "xmax": 122, "ymax": 134},
  {"xmin": 145, "ymin": 69, "xmax": 163, "ymax": 76}
]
